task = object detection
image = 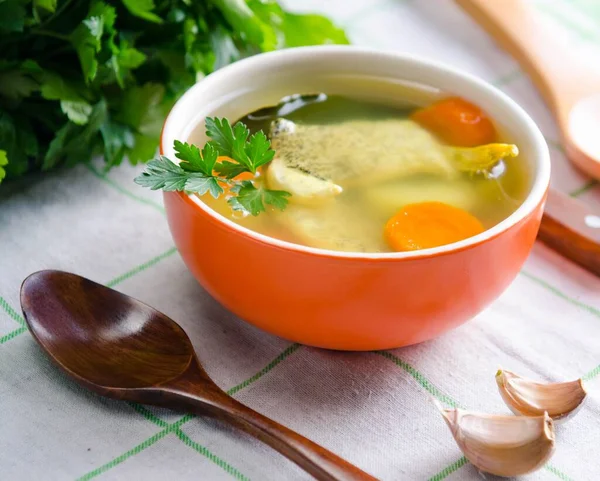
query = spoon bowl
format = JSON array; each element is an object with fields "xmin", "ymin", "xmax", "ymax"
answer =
[
  {"xmin": 22, "ymin": 271, "xmax": 194, "ymax": 390},
  {"xmin": 21, "ymin": 270, "xmax": 378, "ymax": 481},
  {"xmin": 569, "ymin": 93, "xmax": 600, "ymax": 178}
]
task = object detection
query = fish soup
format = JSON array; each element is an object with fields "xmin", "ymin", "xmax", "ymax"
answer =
[{"xmin": 198, "ymin": 92, "xmax": 530, "ymax": 253}]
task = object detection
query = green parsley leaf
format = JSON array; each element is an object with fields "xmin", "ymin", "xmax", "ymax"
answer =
[
  {"xmin": 43, "ymin": 122, "xmax": 80, "ymax": 170},
  {"xmin": 0, "ymin": 0, "xmax": 26, "ymax": 33},
  {"xmin": 43, "ymin": 100, "xmax": 108, "ymax": 170},
  {"xmin": 134, "ymin": 156, "xmax": 223, "ymax": 197},
  {"xmin": 245, "ymin": 131, "xmax": 275, "ymax": 170},
  {"xmin": 229, "ymin": 180, "xmax": 290, "ymax": 216},
  {"xmin": 117, "ymin": 48, "xmax": 147, "ymax": 69},
  {"xmin": 115, "ymin": 83, "xmax": 165, "ymax": 136},
  {"xmin": 134, "ymin": 156, "xmax": 189, "ymax": 190},
  {"xmin": 60, "ymin": 100, "xmax": 93, "ymax": 125},
  {"xmin": 214, "ymin": 160, "xmax": 248, "ymax": 179},
  {"xmin": 205, "ymin": 117, "xmax": 236, "ymax": 157},
  {"xmin": 210, "ymin": 0, "xmax": 264, "ymax": 46},
  {"xmin": 126, "ymin": 133, "xmax": 157, "ymax": 165},
  {"xmin": 121, "ymin": 0, "xmax": 163, "ymax": 24},
  {"xmin": 210, "ymin": 26, "xmax": 240, "ymax": 70},
  {"xmin": 40, "ymin": 72, "xmax": 86, "ymax": 102},
  {"xmin": 34, "ymin": 0, "xmax": 57, "ymax": 13},
  {"xmin": 205, "ymin": 117, "xmax": 274, "ymax": 173},
  {"xmin": 262, "ymin": 187, "xmax": 291, "ymax": 210},
  {"xmin": 174, "ymin": 140, "xmax": 218, "ymax": 176},
  {"xmin": 279, "ymin": 13, "xmax": 349, "ymax": 47},
  {"xmin": 184, "ymin": 175, "xmax": 223, "ymax": 198},
  {"xmin": 71, "ymin": 2, "xmax": 116, "ymax": 83},
  {"xmin": 230, "ymin": 122, "xmax": 253, "ymax": 171},
  {"xmin": 0, "ymin": 150, "xmax": 8, "ymax": 183},
  {"xmin": 247, "ymin": 0, "xmax": 348, "ymax": 48},
  {"xmin": 0, "ymin": 69, "xmax": 39, "ymax": 101},
  {"xmin": 0, "ymin": 110, "xmax": 37, "ymax": 176},
  {"xmin": 100, "ymin": 120, "xmax": 135, "ymax": 167}
]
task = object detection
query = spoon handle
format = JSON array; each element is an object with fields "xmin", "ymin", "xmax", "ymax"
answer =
[
  {"xmin": 539, "ymin": 189, "xmax": 600, "ymax": 276},
  {"xmin": 164, "ymin": 377, "xmax": 379, "ymax": 481}
]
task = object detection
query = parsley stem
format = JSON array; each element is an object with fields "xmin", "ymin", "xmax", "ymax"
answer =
[
  {"xmin": 31, "ymin": 29, "xmax": 71, "ymax": 41},
  {"xmin": 40, "ymin": 0, "xmax": 77, "ymax": 27}
]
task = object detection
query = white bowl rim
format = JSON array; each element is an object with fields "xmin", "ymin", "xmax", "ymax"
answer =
[{"xmin": 161, "ymin": 45, "xmax": 550, "ymax": 260}]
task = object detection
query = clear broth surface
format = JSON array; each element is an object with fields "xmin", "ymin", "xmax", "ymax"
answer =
[{"xmin": 199, "ymin": 94, "xmax": 530, "ymax": 253}]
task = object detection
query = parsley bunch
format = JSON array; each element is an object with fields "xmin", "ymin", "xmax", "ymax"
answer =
[
  {"xmin": 0, "ymin": 0, "xmax": 347, "ymax": 186},
  {"xmin": 134, "ymin": 117, "xmax": 290, "ymax": 215}
]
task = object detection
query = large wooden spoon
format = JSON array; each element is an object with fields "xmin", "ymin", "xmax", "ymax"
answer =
[
  {"xmin": 456, "ymin": 0, "xmax": 600, "ymax": 276},
  {"xmin": 20, "ymin": 270, "xmax": 379, "ymax": 481}
]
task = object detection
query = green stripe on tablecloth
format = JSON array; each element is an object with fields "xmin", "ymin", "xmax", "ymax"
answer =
[
  {"xmin": 78, "ymin": 424, "xmax": 252, "ymax": 481},
  {"xmin": 570, "ymin": 180, "xmax": 598, "ymax": 198},
  {"xmin": 430, "ymin": 459, "xmax": 575, "ymax": 481},
  {"xmin": 521, "ymin": 271, "xmax": 600, "ymax": 318},
  {"xmin": 169, "ymin": 343, "xmax": 303, "ymax": 429},
  {"xmin": 428, "ymin": 456, "xmax": 468, "ymax": 481},
  {"xmin": 583, "ymin": 364, "xmax": 600, "ymax": 381},
  {"xmin": 492, "ymin": 68, "xmax": 522, "ymax": 88},
  {"xmin": 174, "ymin": 429, "xmax": 250, "ymax": 481},
  {"xmin": 76, "ymin": 429, "xmax": 172, "ymax": 481},
  {"xmin": 106, "ymin": 247, "xmax": 178, "ymax": 287},
  {"xmin": 127, "ymin": 402, "xmax": 169, "ymax": 428},
  {"xmin": 541, "ymin": 138, "xmax": 598, "ymax": 198},
  {"xmin": 546, "ymin": 138, "xmax": 566, "ymax": 154},
  {"xmin": 0, "ymin": 247, "xmax": 179, "ymax": 346},
  {"xmin": 76, "ymin": 342, "xmax": 301, "ymax": 479},
  {"xmin": 375, "ymin": 351, "xmax": 461, "ymax": 408},
  {"xmin": 546, "ymin": 464, "xmax": 576, "ymax": 481},
  {"xmin": 85, "ymin": 163, "xmax": 165, "ymax": 214},
  {"xmin": 535, "ymin": 0, "xmax": 600, "ymax": 43},
  {"xmin": 0, "ymin": 326, "xmax": 27, "ymax": 344},
  {"xmin": 0, "ymin": 296, "xmax": 25, "ymax": 326},
  {"xmin": 227, "ymin": 343, "xmax": 302, "ymax": 395}
]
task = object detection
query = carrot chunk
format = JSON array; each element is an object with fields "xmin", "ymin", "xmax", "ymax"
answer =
[
  {"xmin": 384, "ymin": 201, "xmax": 485, "ymax": 251},
  {"xmin": 411, "ymin": 97, "xmax": 497, "ymax": 147}
]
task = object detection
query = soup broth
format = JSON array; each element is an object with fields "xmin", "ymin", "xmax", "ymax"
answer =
[{"xmin": 198, "ymin": 93, "xmax": 530, "ymax": 253}]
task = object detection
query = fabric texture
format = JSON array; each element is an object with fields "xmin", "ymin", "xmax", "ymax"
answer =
[{"xmin": 1, "ymin": 0, "xmax": 600, "ymax": 480}]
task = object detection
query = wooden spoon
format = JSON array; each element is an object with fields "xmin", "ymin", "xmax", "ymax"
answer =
[
  {"xmin": 456, "ymin": 0, "xmax": 600, "ymax": 179},
  {"xmin": 20, "ymin": 270, "xmax": 379, "ymax": 481},
  {"xmin": 456, "ymin": 0, "xmax": 600, "ymax": 276}
]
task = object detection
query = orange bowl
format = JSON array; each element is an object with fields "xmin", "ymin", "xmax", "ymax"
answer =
[{"xmin": 160, "ymin": 47, "xmax": 550, "ymax": 351}]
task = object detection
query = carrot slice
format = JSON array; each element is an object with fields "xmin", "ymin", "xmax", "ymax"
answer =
[
  {"xmin": 384, "ymin": 201, "xmax": 485, "ymax": 251},
  {"xmin": 411, "ymin": 97, "xmax": 497, "ymax": 147}
]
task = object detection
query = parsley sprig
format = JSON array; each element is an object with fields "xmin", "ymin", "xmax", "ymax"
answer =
[{"xmin": 134, "ymin": 118, "xmax": 290, "ymax": 216}]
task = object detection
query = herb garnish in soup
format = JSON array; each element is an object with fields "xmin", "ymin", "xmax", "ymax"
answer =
[{"xmin": 136, "ymin": 94, "xmax": 529, "ymax": 253}]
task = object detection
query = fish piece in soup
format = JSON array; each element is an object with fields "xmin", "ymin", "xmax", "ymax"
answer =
[
  {"xmin": 273, "ymin": 201, "xmax": 388, "ymax": 252},
  {"xmin": 266, "ymin": 157, "xmax": 343, "ymax": 206},
  {"xmin": 269, "ymin": 118, "xmax": 456, "ymax": 187}
]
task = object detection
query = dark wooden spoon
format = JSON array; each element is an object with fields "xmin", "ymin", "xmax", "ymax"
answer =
[{"xmin": 20, "ymin": 270, "xmax": 379, "ymax": 481}]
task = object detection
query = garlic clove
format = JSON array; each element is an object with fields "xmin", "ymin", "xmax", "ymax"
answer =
[
  {"xmin": 435, "ymin": 402, "xmax": 555, "ymax": 477},
  {"xmin": 496, "ymin": 369, "xmax": 587, "ymax": 421}
]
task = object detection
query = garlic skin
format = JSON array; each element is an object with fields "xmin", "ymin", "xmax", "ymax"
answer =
[
  {"xmin": 436, "ymin": 403, "xmax": 555, "ymax": 477},
  {"xmin": 496, "ymin": 369, "xmax": 587, "ymax": 421}
]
